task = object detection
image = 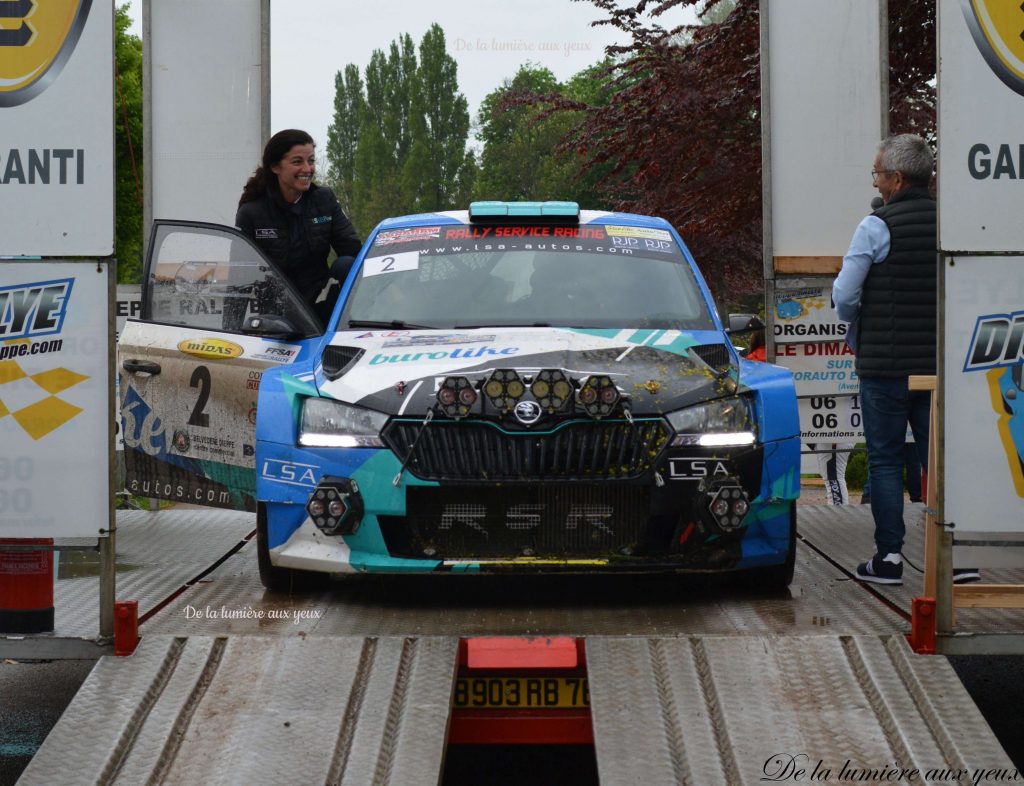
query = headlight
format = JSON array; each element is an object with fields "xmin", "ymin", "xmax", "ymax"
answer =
[
  {"xmin": 666, "ymin": 397, "xmax": 756, "ymax": 446},
  {"xmin": 299, "ymin": 398, "xmax": 387, "ymax": 447}
]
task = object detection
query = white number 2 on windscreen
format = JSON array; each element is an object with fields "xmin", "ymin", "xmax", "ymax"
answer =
[{"xmin": 362, "ymin": 251, "xmax": 420, "ymax": 277}]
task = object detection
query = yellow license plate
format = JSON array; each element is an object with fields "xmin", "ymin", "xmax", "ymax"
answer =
[{"xmin": 454, "ymin": 677, "xmax": 590, "ymax": 709}]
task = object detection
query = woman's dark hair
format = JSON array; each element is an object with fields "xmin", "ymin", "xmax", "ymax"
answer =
[{"xmin": 238, "ymin": 129, "xmax": 315, "ymax": 206}]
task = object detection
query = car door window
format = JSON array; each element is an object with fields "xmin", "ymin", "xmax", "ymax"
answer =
[{"xmin": 143, "ymin": 221, "xmax": 322, "ymax": 337}]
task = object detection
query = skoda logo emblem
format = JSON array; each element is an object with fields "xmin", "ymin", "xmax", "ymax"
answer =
[{"xmin": 514, "ymin": 400, "xmax": 542, "ymax": 425}]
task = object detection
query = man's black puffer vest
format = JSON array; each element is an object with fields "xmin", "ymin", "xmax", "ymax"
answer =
[{"xmin": 855, "ymin": 187, "xmax": 937, "ymax": 378}]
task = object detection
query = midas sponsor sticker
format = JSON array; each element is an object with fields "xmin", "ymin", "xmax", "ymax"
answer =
[
  {"xmin": 178, "ymin": 338, "xmax": 244, "ymax": 359},
  {"xmin": 604, "ymin": 225, "xmax": 672, "ymax": 241}
]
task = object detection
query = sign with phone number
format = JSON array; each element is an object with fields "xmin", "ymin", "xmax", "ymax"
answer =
[{"xmin": 798, "ymin": 396, "xmax": 864, "ymax": 442}]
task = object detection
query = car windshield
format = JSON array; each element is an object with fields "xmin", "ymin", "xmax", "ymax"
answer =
[{"xmin": 340, "ymin": 223, "xmax": 716, "ymax": 330}]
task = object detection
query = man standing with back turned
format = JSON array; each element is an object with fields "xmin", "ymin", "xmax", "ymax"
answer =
[{"xmin": 833, "ymin": 134, "xmax": 958, "ymax": 585}]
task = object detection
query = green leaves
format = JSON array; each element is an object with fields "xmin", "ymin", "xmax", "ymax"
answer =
[
  {"xmin": 326, "ymin": 24, "xmax": 476, "ymax": 235},
  {"xmin": 114, "ymin": 3, "xmax": 143, "ymax": 283}
]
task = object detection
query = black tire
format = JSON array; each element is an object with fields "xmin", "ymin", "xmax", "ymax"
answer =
[
  {"xmin": 739, "ymin": 501, "xmax": 797, "ymax": 591},
  {"xmin": 256, "ymin": 503, "xmax": 329, "ymax": 592}
]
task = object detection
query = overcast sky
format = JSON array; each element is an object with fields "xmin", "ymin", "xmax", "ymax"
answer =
[{"xmin": 127, "ymin": 1, "xmax": 697, "ymax": 156}]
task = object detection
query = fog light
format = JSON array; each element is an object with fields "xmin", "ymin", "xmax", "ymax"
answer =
[
  {"xmin": 305, "ymin": 477, "xmax": 363, "ymax": 535},
  {"xmin": 437, "ymin": 376, "xmax": 477, "ymax": 419},
  {"xmin": 579, "ymin": 375, "xmax": 619, "ymax": 418},
  {"xmin": 531, "ymin": 369, "xmax": 572, "ymax": 412},
  {"xmin": 483, "ymin": 369, "xmax": 526, "ymax": 412},
  {"xmin": 704, "ymin": 480, "xmax": 750, "ymax": 533}
]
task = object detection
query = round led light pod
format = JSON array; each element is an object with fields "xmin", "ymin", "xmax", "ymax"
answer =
[{"xmin": 437, "ymin": 376, "xmax": 477, "ymax": 418}]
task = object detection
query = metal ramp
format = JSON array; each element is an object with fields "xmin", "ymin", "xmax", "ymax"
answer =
[
  {"xmin": 586, "ymin": 635, "xmax": 1014, "ymax": 785},
  {"xmin": 19, "ymin": 634, "xmax": 1015, "ymax": 785},
  {"xmin": 16, "ymin": 636, "xmax": 457, "ymax": 786}
]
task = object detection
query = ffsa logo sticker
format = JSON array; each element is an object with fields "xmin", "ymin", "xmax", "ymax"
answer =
[
  {"xmin": 0, "ymin": 0, "xmax": 93, "ymax": 107},
  {"xmin": 961, "ymin": 0, "xmax": 1024, "ymax": 97}
]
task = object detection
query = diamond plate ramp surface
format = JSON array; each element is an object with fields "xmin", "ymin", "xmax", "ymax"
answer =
[
  {"xmin": 586, "ymin": 635, "xmax": 1015, "ymax": 786},
  {"xmin": 50, "ymin": 508, "xmax": 254, "ymax": 638},
  {"xmin": 143, "ymin": 536, "xmax": 908, "ymax": 638},
  {"xmin": 799, "ymin": 504, "xmax": 1024, "ymax": 631},
  {"xmin": 17, "ymin": 635, "xmax": 457, "ymax": 786}
]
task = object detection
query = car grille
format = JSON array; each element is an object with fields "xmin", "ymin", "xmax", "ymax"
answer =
[
  {"xmin": 381, "ymin": 417, "xmax": 671, "ymax": 482},
  {"xmin": 379, "ymin": 485, "xmax": 654, "ymax": 559}
]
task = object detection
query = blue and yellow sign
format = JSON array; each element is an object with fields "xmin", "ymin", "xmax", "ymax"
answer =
[
  {"xmin": 0, "ymin": 0, "xmax": 92, "ymax": 107},
  {"xmin": 961, "ymin": 0, "xmax": 1024, "ymax": 97}
]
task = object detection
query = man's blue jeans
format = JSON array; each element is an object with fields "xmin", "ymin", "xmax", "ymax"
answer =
[{"xmin": 859, "ymin": 376, "xmax": 931, "ymax": 556}]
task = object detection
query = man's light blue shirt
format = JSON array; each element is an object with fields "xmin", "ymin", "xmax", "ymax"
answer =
[{"xmin": 832, "ymin": 215, "xmax": 890, "ymax": 323}]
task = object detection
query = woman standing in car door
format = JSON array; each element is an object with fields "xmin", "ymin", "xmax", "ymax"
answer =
[{"xmin": 236, "ymin": 129, "xmax": 363, "ymax": 322}]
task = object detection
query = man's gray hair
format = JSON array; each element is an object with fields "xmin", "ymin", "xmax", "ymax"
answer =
[{"xmin": 878, "ymin": 134, "xmax": 934, "ymax": 186}]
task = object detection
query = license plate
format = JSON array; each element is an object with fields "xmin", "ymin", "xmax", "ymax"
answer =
[{"xmin": 453, "ymin": 677, "xmax": 590, "ymax": 709}]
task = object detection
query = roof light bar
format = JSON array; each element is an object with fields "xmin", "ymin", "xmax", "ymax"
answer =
[{"xmin": 469, "ymin": 200, "xmax": 580, "ymax": 225}]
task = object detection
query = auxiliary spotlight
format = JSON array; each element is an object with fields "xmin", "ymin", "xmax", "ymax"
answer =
[
  {"xmin": 437, "ymin": 376, "xmax": 478, "ymax": 419},
  {"xmin": 578, "ymin": 374, "xmax": 620, "ymax": 419},
  {"xmin": 705, "ymin": 482, "xmax": 750, "ymax": 533},
  {"xmin": 482, "ymin": 368, "xmax": 526, "ymax": 413},
  {"xmin": 305, "ymin": 477, "xmax": 363, "ymax": 535},
  {"xmin": 530, "ymin": 369, "xmax": 573, "ymax": 412}
]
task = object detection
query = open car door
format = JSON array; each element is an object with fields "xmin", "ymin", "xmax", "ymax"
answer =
[{"xmin": 118, "ymin": 221, "xmax": 324, "ymax": 511}]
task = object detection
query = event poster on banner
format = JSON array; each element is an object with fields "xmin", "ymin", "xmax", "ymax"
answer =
[
  {"xmin": 773, "ymin": 287, "xmax": 848, "ymax": 345},
  {"xmin": 944, "ymin": 256, "xmax": 1024, "ymax": 534},
  {"xmin": 0, "ymin": 262, "xmax": 111, "ymax": 538}
]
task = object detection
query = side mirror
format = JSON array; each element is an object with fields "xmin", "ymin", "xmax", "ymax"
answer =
[
  {"xmin": 726, "ymin": 313, "xmax": 765, "ymax": 335},
  {"xmin": 244, "ymin": 314, "xmax": 302, "ymax": 340}
]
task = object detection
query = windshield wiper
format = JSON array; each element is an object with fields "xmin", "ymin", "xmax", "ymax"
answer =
[
  {"xmin": 346, "ymin": 319, "xmax": 436, "ymax": 329},
  {"xmin": 453, "ymin": 322, "xmax": 552, "ymax": 328}
]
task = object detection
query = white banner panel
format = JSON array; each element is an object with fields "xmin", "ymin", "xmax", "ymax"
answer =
[
  {"xmin": 775, "ymin": 341, "xmax": 859, "ymax": 396},
  {"xmin": 944, "ymin": 255, "xmax": 1024, "ymax": 534},
  {"xmin": 766, "ymin": 0, "xmax": 884, "ymax": 257},
  {"xmin": 148, "ymin": 1, "xmax": 265, "ymax": 226},
  {"xmin": 938, "ymin": 0, "xmax": 1024, "ymax": 252},
  {"xmin": 0, "ymin": 1, "xmax": 114, "ymax": 256},
  {"xmin": 797, "ymin": 396, "xmax": 864, "ymax": 443},
  {"xmin": 0, "ymin": 261, "xmax": 111, "ymax": 537}
]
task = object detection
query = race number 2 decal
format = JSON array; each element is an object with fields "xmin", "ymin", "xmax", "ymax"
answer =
[{"xmin": 188, "ymin": 365, "xmax": 211, "ymax": 427}]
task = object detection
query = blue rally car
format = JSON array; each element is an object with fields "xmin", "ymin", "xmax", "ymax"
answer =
[{"xmin": 118, "ymin": 202, "xmax": 799, "ymax": 591}]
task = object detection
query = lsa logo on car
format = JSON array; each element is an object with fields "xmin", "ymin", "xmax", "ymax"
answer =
[{"xmin": 0, "ymin": 0, "xmax": 94, "ymax": 107}]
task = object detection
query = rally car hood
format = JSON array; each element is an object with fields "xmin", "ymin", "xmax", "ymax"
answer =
[{"xmin": 316, "ymin": 328, "xmax": 738, "ymax": 416}]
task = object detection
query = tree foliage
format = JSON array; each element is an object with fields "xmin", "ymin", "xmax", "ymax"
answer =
[
  {"xmin": 512, "ymin": 0, "xmax": 937, "ymax": 304},
  {"xmin": 114, "ymin": 3, "xmax": 143, "ymax": 283},
  {"xmin": 474, "ymin": 63, "xmax": 613, "ymax": 205},
  {"xmin": 326, "ymin": 24, "xmax": 476, "ymax": 235}
]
